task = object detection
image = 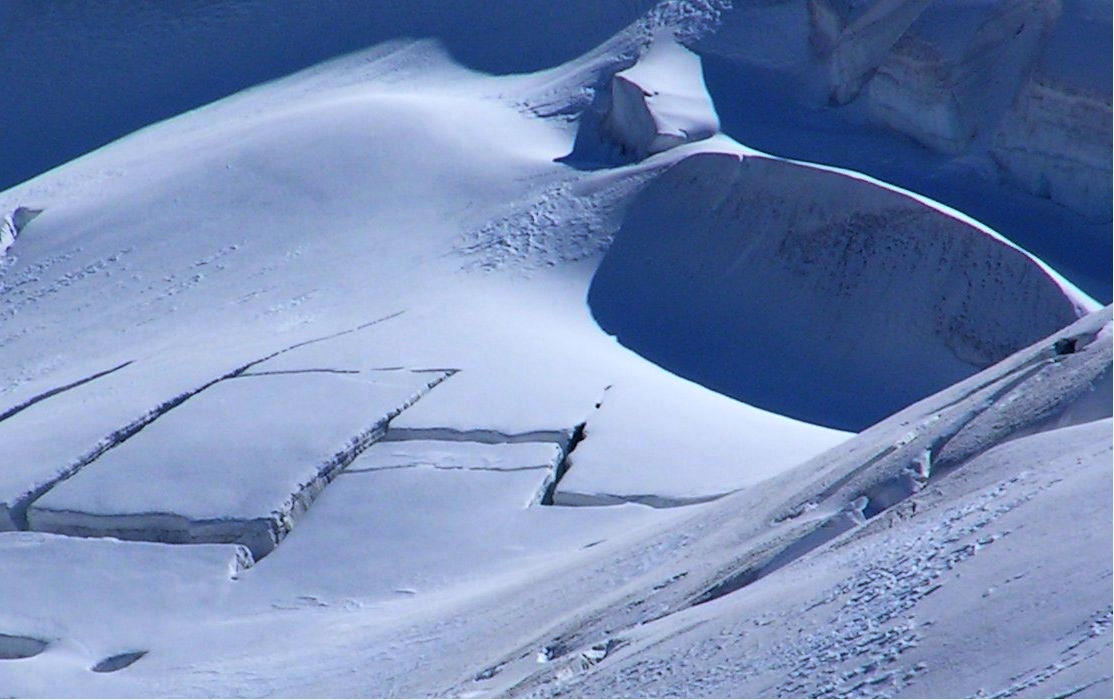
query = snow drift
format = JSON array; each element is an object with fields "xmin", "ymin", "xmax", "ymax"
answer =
[
  {"xmin": 589, "ymin": 151, "xmax": 1091, "ymax": 430},
  {"xmin": 0, "ymin": 206, "xmax": 41, "ymax": 256},
  {"xmin": 560, "ymin": 34, "xmax": 720, "ymax": 167}
]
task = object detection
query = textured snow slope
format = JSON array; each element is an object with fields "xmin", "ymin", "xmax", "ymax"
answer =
[
  {"xmin": 0, "ymin": 31, "xmax": 851, "ymax": 694},
  {"xmin": 0, "ymin": 1, "xmax": 1108, "ymax": 696},
  {"xmin": 510, "ymin": 416, "xmax": 1113, "ymax": 698},
  {"xmin": 6, "ymin": 1, "xmax": 1107, "ymax": 299}
]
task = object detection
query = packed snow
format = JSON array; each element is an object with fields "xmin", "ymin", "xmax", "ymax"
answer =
[{"xmin": 0, "ymin": 1, "xmax": 1109, "ymax": 697}]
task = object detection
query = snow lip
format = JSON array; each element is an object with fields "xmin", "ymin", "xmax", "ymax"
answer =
[{"xmin": 25, "ymin": 508, "xmax": 275, "ymax": 563}]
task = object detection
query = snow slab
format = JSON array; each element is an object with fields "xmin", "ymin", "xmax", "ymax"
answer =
[
  {"xmin": 0, "ymin": 355, "xmax": 239, "ymax": 531},
  {"xmin": 351, "ymin": 439, "xmax": 563, "ymax": 505},
  {"xmin": 236, "ymin": 439, "xmax": 654, "ymax": 605},
  {"xmin": 28, "ymin": 370, "xmax": 448, "ymax": 558},
  {"xmin": 352, "ymin": 438, "xmax": 562, "ymax": 473},
  {"xmin": 554, "ymin": 357, "xmax": 848, "ymax": 505}
]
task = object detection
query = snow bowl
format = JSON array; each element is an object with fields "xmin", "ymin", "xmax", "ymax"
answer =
[{"xmin": 588, "ymin": 151, "xmax": 1089, "ymax": 431}]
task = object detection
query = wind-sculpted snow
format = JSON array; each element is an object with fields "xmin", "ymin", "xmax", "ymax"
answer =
[
  {"xmin": 0, "ymin": 206, "xmax": 42, "ymax": 256},
  {"xmin": 589, "ymin": 151, "xmax": 1091, "ymax": 430},
  {"xmin": 0, "ymin": 634, "xmax": 48, "ymax": 661},
  {"xmin": 0, "ymin": 532, "xmax": 248, "ymax": 685}
]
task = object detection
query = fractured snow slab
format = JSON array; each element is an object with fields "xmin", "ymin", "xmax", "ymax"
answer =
[
  {"xmin": 28, "ymin": 370, "xmax": 449, "ymax": 559},
  {"xmin": 352, "ymin": 438, "xmax": 564, "ymax": 506},
  {"xmin": 0, "ymin": 359, "xmax": 216, "ymax": 531},
  {"xmin": 553, "ymin": 368, "xmax": 848, "ymax": 507},
  {"xmin": 354, "ymin": 439, "xmax": 562, "ymax": 472},
  {"xmin": 239, "ymin": 440, "xmax": 653, "ymax": 603}
]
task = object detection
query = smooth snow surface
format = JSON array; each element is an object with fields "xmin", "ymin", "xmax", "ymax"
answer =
[{"xmin": 0, "ymin": 1, "xmax": 1109, "ymax": 697}]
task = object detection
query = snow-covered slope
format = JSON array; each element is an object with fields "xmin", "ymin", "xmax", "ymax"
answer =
[
  {"xmin": 590, "ymin": 149, "xmax": 1091, "ymax": 430},
  {"xmin": 0, "ymin": 1, "xmax": 1109, "ymax": 696},
  {"xmin": 450, "ymin": 306, "xmax": 1112, "ymax": 699}
]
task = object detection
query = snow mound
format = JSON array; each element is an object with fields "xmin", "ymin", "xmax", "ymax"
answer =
[
  {"xmin": 589, "ymin": 151, "xmax": 1090, "ymax": 430},
  {"xmin": 562, "ymin": 35, "xmax": 719, "ymax": 165},
  {"xmin": 602, "ymin": 36, "xmax": 719, "ymax": 160}
]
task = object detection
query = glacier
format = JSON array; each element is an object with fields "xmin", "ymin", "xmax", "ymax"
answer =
[{"xmin": 0, "ymin": 1, "xmax": 1109, "ymax": 697}]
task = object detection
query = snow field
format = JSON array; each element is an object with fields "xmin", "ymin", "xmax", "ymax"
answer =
[{"xmin": 0, "ymin": 2, "xmax": 1108, "ymax": 694}]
